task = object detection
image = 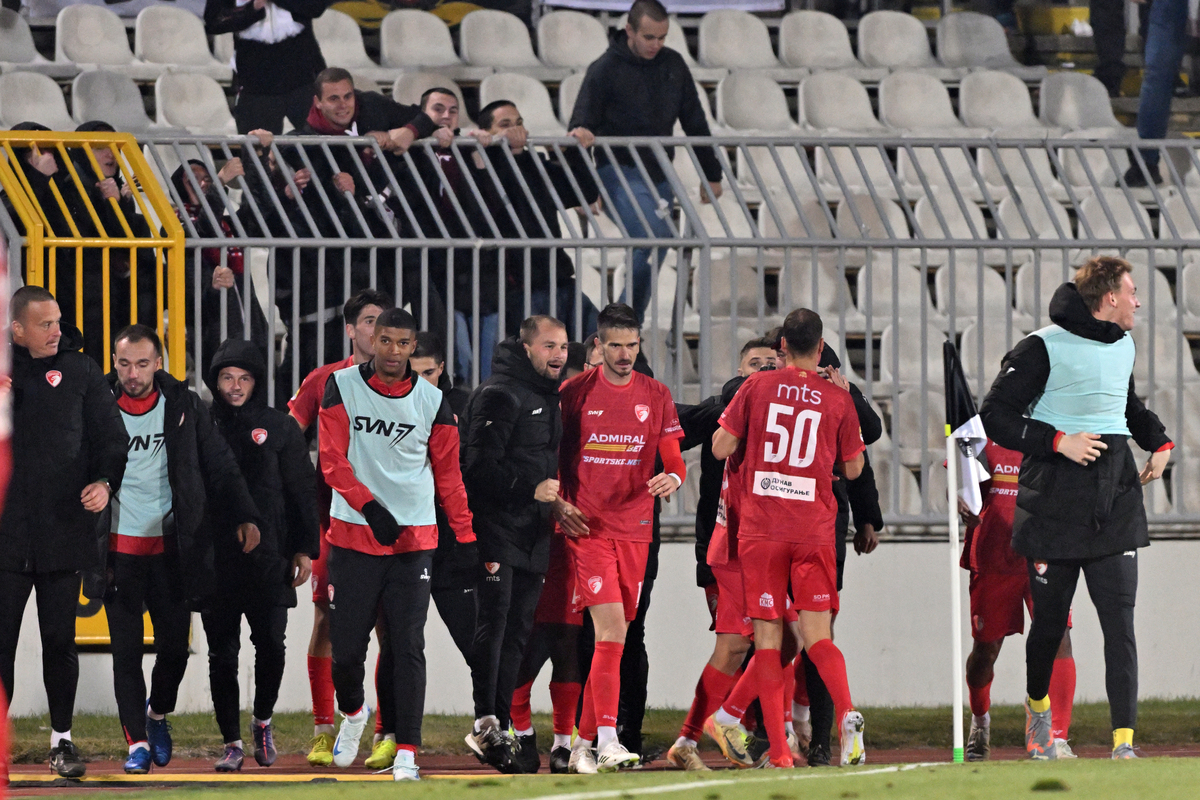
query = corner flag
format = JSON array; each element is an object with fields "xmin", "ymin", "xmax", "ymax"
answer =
[{"xmin": 943, "ymin": 342, "xmax": 989, "ymax": 515}]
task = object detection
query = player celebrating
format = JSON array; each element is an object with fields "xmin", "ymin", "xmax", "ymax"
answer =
[
  {"xmin": 706, "ymin": 309, "xmax": 866, "ymax": 769},
  {"xmin": 961, "ymin": 440, "xmax": 1077, "ymax": 761},
  {"xmin": 556, "ymin": 303, "xmax": 686, "ymax": 773}
]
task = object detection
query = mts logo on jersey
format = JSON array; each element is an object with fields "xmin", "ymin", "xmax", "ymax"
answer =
[
  {"xmin": 776, "ymin": 383, "xmax": 822, "ymax": 405},
  {"xmin": 753, "ymin": 471, "xmax": 816, "ymax": 501},
  {"xmin": 353, "ymin": 416, "xmax": 416, "ymax": 447},
  {"xmin": 129, "ymin": 432, "xmax": 166, "ymax": 455}
]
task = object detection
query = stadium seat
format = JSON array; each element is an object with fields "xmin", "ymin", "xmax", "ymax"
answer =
[
  {"xmin": 958, "ymin": 70, "xmax": 1062, "ymax": 138},
  {"xmin": 1178, "ymin": 260, "xmax": 1200, "ymax": 331},
  {"xmin": 391, "ymin": 73, "xmax": 474, "ymax": 128},
  {"xmin": 913, "ymin": 188, "xmax": 1004, "ymax": 266},
  {"xmin": 537, "ymin": 11, "xmax": 609, "ymax": 70},
  {"xmin": 478, "ymin": 73, "xmax": 566, "ymax": 136},
  {"xmin": 697, "ymin": 9, "xmax": 807, "ymax": 83},
  {"xmin": 136, "ymin": 7, "xmax": 232, "ymax": 82},
  {"xmin": 56, "ymin": 4, "xmax": 165, "ymax": 82},
  {"xmin": 835, "ymin": 194, "xmax": 917, "ymax": 266},
  {"xmin": 800, "ymin": 72, "xmax": 887, "ymax": 135},
  {"xmin": 313, "ymin": 9, "xmax": 400, "ymax": 84},
  {"xmin": 72, "ymin": 70, "xmax": 159, "ymax": 133},
  {"xmin": 663, "ymin": 14, "xmax": 726, "ymax": 83},
  {"xmin": 213, "ymin": 32, "xmax": 234, "ymax": 65},
  {"xmin": 995, "ymin": 193, "xmax": 1077, "ymax": 267},
  {"xmin": 1128, "ymin": 262, "xmax": 1179, "ymax": 320},
  {"xmin": 737, "ymin": 145, "xmax": 817, "ymax": 199},
  {"xmin": 460, "ymin": 10, "xmax": 572, "ymax": 82},
  {"xmin": 688, "ymin": 196, "xmax": 764, "ymax": 317},
  {"xmin": 857, "ymin": 10, "xmax": 966, "ymax": 82},
  {"xmin": 1039, "ymin": 72, "xmax": 1130, "ymax": 132},
  {"xmin": 933, "ymin": 262, "xmax": 1031, "ymax": 328},
  {"xmin": 778, "ymin": 11, "xmax": 888, "ymax": 82},
  {"xmin": 347, "ymin": 72, "xmax": 382, "ymax": 94},
  {"xmin": 936, "ymin": 12, "xmax": 1048, "ymax": 82},
  {"xmin": 859, "ymin": 264, "xmax": 945, "ymax": 333},
  {"xmin": 1174, "ymin": 459, "xmax": 1200, "ymax": 513},
  {"xmin": 155, "ymin": 72, "xmax": 237, "ymax": 135},
  {"xmin": 877, "ymin": 71, "xmax": 990, "ymax": 137},
  {"xmin": 0, "ymin": 8, "xmax": 80, "ymax": 79},
  {"xmin": 715, "ymin": 71, "xmax": 800, "ymax": 133},
  {"xmin": 889, "ymin": 387, "xmax": 946, "ymax": 463},
  {"xmin": 1076, "ymin": 189, "xmax": 1155, "ymax": 264},
  {"xmin": 1014, "ymin": 257, "xmax": 1075, "ymax": 323},
  {"xmin": 1154, "ymin": 387, "xmax": 1200, "ymax": 452},
  {"xmin": 959, "ymin": 320, "xmax": 1019, "ymax": 386},
  {"xmin": 873, "ymin": 454, "xmax": 924, "ymax": 515},
  {"xmin": 923, "ymin": 460, "xmax": 949, "ymax": 513},
  {"xmin": 977, "ymin": 146, "xmax": 1069, "ymax": 201},
  {"xmin": 1131, "ymin": 323, "xmax": 1200, "ymax": 387},
  {"xmin": 1154, "ymin": 190, "xmax": 1200, "ymax": 267},
  {"xmin": 815, "ymin": 145, "xmax": 900, "ymax": 201},
  {"xmin": 1055, "ymin": 131, "xmax": 1133, "ymax": 190},
  {"xmin": 379, "ymin": 10, "xmax": 492, "ymax": 82},
  {"xmin": 706, "ymin": 320, "xmax": 762, "ymax": 382},
  {"xmin": 897, "ymin": 144, "xmax": 985, "ymax": 202},
  {"xmin": 557, "ymin": 71, "xmax": 584, "ymax": 127},
  {"xmin": 0, "ymin": 71, "xmax": 75, "ymax": 130}
]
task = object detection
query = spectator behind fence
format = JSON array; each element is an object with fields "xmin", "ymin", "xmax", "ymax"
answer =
[
  {"xmin": 1125, "ymin": 0, "xmax": 1188, "ymax": 186},
  {"xmin": 568, "ymin": 0, "xmax": 723, "ymax": 323},
  {"xmin": 204, "ymin": 0, "xmax": 327, "ymax": 134},
  {"xmin": 474, "ymin": 100, "xmax": 602, "ymax": 341}
]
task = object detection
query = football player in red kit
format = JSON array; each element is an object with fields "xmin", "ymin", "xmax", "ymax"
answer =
[
  {"xmin": 706, "ymin": 309, "xmax": 866, "ymax": 769},
  {"xmin": 962, "ymin": 439, "xmax": 1076, "ymax": 761},
  {"xmin": 555, "ymin": 303, "xmax": 686, "ymax": 773}
]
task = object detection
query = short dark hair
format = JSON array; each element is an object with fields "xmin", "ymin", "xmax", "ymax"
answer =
[
  {"xmin": 740, "ymin": 336, "xmax": 776, "ymax": 359},
  {"xmin": 314, "ymin": 67, "xmax": 354, "ymax": 99},
  {"xmin": 420, "ymin": 87, "xmax": 459, "ymax": 113},
  {"xmin": 343, "ymin": 288, "xmax": 393, "ymax": 327},
  {"xmin": 628, "ymin": 0, "xmax": 668, "ymax": 31},
  {"xmin": 519, "ymin": 315, "xmax": 566, "ymax": 345},
  {"xmin": 779, "ymin": 308, "xmax": 822, "ymax": 357},
  {"xmin": 413, "ymin": 330, "xmax": 446, "ymax": 363},
  {"xmin": 374, "ymin": 307, "xmax": 417, "ymax": 334},
  {"xmin": 11, "ymin": 285, "xmax": 56, "ymax": 324},
  {"xmin": 114, "ymin": 323, "xmax": 162, "ymax": 358},
  {"xmin": 596, "ymin": 303, "xmax": 640, "ymax": 341},
  {"xmin": 1074, "ymin": 256, "xmax": 1132, "ymax": 313},
  {"xmin": 566, "ymin": 341, "xmax": 588, "ymax": 373},
  {"xmin": 765, "ymin": 326, "xmax": 783, "ymax": 351},
  {"xmin": 477, "ymin": 99, "xmax": 517, "ymax": 131}
]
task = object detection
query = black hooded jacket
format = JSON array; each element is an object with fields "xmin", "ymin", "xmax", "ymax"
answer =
[
  {"xmin": 107, "ymin": 369, "xmax": 261, "ymax": 609},
  {"xmin": 207, "ymin": 339, "xmax": 320, "ymax": 607},
  {"xmin": 0, "ymin": 325, "xmax": 128, "ymax": 581},
  {"xmin": 459, "ymin": 336, "xmax": 562, "ymax": 572},
  {"xmin": 568, "ymin": 29, "xmax": 721, "ymax": 184},
  {"xmin": 980, "ymin": 282, "xmax": 1171, "ymax": 559},
  {"xmin": 204, "ymin": 0, "xmax": 326, "ymax": 96}
]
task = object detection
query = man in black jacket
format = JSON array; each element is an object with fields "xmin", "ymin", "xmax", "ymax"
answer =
[
  {"xmin": 105, "ymin": 325, "xmax": 261, "ymax": 774},
  {"xmin": 460, "ymin": 316, "xmax": 568, "ymax": 773},
  {"xmin": 0, "ymin": 286, "xmax": 128, "ymax": 779},
  {"xmin": 980, "ymin": 257, "xmax": 1171, "ymax": 760},
  {"xmin": 204, "ymin": 338, "xmax": 320, "ymax": 772},
  {"xmin": 568, "ymin": 0, "xmax": 723, "ymax": 322}
]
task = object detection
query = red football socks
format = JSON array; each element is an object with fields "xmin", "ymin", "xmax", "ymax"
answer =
[
  {"xmin": 578, "ymin": 680, "xmax": 597, "ymax": 742},
  {"xmin": 752, "ymin": 650, "xmax": 790, "ymax": 765},
  {"xmin": 793, "ymin": 656, "xmax": 810, "ymax": 707},
  {"xmin": 511, "ymin": 680, "xmax": 534, "ymax": 733},
  {"xmin": 806, "ymin": 639, "xmax": 853, "ymax": 722},
  {"xmin": 783, "ymin": 663, "xmax": 795, "ymax": 724},
  {"xmin": 589, "ymin": 641, "xmax": 624, "ymax": 730},
  {"xmin": 549, "ymin": 681, "xmax": 582, "ymax": 736},
  {"xmin": 308, "ymin": 655, "xmax": 334, "ymax": 727},
  {"xmin": 374, "ymin": 653, "xmax": 384, "ymax": 735},
  {"xmin": 1049, "ymin": 656, "xmax": 1076, "ymax": 740},
  {"xmin": 968, "ymin": 680, "xmax": 991, "ymax": 719},
  {"xmin": 680, "ymin": 664, "xmax": 738, "ymax": 742}
]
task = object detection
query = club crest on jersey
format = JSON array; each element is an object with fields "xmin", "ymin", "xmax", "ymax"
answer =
[
  {"xmin": 485, "ymin": 562, "xmax": 500, "ymax": 574},
  {"xmin": 251, "ymin": 428, "xmax": 268, "ymax": 445},
  {"xmin": 634, "ymin": 404, "xmax": 650, "ymax": 423},
  {"xmin": 353, "ymin": 416, "xmax": 416, "ymax": 448},
  {"xmin": 1034, "ymin": 561, "xmax": 1048, "ymax": 576},
  {"xmin": 758, "ymin": 592, "xmax": 774, "ymax": 609},
  {"xmin": 45, "ymin": 370, "xmax": 62, "ymax": 387},
  {"xmin": 588, "ymin": 576, "xmax": 603, "ymax": 594}
]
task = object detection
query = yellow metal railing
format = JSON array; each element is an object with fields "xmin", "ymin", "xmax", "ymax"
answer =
[{"xmin": 0, "ymin": 132, "xmax": 185, "ymax": 374}]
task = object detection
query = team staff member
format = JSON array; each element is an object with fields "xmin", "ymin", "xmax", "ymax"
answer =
[
  {"xmin": 318, "ymin": 308, "xmax": 475, "ymax": 782},
  {"xmin": 106, "ymin": 326, "xmax": 261, "ymax": 774},
  {"xmin": 557, "ymin": 303, "xmax": 686, "ymax": 774},
  {"xmin": 0, "ymin": 286, "xmax": 127, "ymax": 779},
  {"xmin": 460, "ymin": 317, "xmax": 569, "ymax": 773},
  {"xmin": 205, "ymin": 339, "xmax": 320, "ymax": 771},
  {"xmin": 980, "ymin": 257, "xmax": 1171, "ymax": 760},
  {"xmin": 288, "ymin": 288, "xmax": 390, "ymax": 767}
]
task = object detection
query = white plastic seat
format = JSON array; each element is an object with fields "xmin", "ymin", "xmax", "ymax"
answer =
[
  {"xmin": 934, "ymin": 262, "xmax": 1031, "ymax": 327},
  {"xmin": 379, "ymin": 10, "xmax": 492, "ymax": 82},
  {"xmin": 859, "ymin": 264, "xmax": 945, "ymax": 332},
  {"xmin": 1131, "ymin": 324, "xmax": 1200, "ymax": 387},
  {"xmin": 1129, "ymin": 262, "xmax": 1180, "ymax": 321},
  {"xmin": 697, "ymin": 9, "xmax": 807, "ymax": 83},
  {"xmin": 959, "ymin": 320, "xmax": 1020, "ymax": 386},
  {"xmin": 663, "ymin": 14, "xmax": 726, "ymax": 83},
  {"xmin": 478, "ymin": 73, "xmax": 566, "ymax": 136},
  {"xmin": 0, "ymin": 71, "xmax": 75, "ymax": 130},
  {"xmin": 1055, "ymin": 130, "xmax": 1134, "ymax": 190},
  {"xmin": 688, "ymin": 197, "xmax": 763, "ymax": 319},
  {"xmin": 1153, "ymin": 387, "xmax": 1200, "ymax": 452},
  {"xmin": 557, "ymin": 71, "xmax": 584, "ymax": 128},
  {"xmin": 0, "ymin": 8, "xmax": 79, "ymax": 79},
  {"xmin": 1015, "ymin": 258, "xmax": 1075, "ymax": 323},
  {"xmin": 1174, "ymin": 458, "xmax": 1200, "ymax": 514},
  {"xmin": 56, "ymin": 5, "xmax": 164, "ymax": 82},
  {"xmin": 978, "ymin": 146, "xmax": 1069, "ymax": 201},
  {"xmin": 878, "ymin": 71, "xmax": 990, "ymax": 137},
  {"xmin": 155, "ymin": 72, "xmax": 237, "ymax": 135},
  {"xmin": 873, "ymin": 455, "xmax": 924, "ymax": 515},
  {"xmin": 923, "ymin": 460, "xmax": 949, "ymax": 513},
  {"xmin": 737, "ymin": 145, "xmax": 817, "ymax": 198},
  {"xmin": 800, "ymin": 72, "xmax": 887, "ymax": 135},
  {"xmin": 763, "ymin": 204, "xmax": 864, "ymax": 329},
  {"xmin": 1040, "ymin": 72, "xmax": 1130, "ymax": 131},
  {"xmin": 136, "ymin": 7, "xmax": 232, "ymax": 82},
  {"xmin": 537, "ymin": 11, "xmax": 609, "ymax": 70},
  {"xmin": 914, "ymin": 188, "xmax": 1006, "ymax": 267},
  {"xmin": 997, "ymin": 193, "xmax": 1074, "ymax": 241},
  {"xmin": 836, "ymin": 194, "xmax": 917, "ymax": 267},
  {"xmin": 1154, "ymin": 190, "xmax": 1200, "ymax": 267},
  {"xmin": 897, "ymin": 144, "xmax": 985, "ymax": 202},
  {"xmin": 1178, "ymin": 261, "xmax": 1200, "ymax": 331},
  {"xmin": 858, "ymin": 10, "xmax": 967, "ymax": 81},
  {"xmin": 460, "ymin": 10, "xmax": 572, "ymax": 82},
  {"xmin": 313, "ymin": 9, "xmax": 400, "ymax": 84},
  {"xmin": 889, "ymin": 387, "xmax": 946, "ymax": 463},
  {"xmin": 779, "ymin": 11, "xmax": 888, "ymax": 82},
  {"xmin": 715, "ymin": 71, "xmax": 799, "ymax": 133},
  {"xmin": 959, "ymin": 70, "xmax": 1061, "ymax": 138},
  {"xmin": 705, "ymin": 320, "xmax": 761, "ymax": 382},
  {"xmin": 816, "ymin": 145, "xmax": 900, "ymax": 201},
  {"xmin": 936, "ymin": 12, "xmax": 1048, "ymax": 82},
  {"xmin": 392, "ymin": 73, "xmax": 474, "ymax": 128},
  {"xmin": 72, "ymin": 71, "xmax": 159, "ymax": 133},
  {"xmin": 1076, "ymin": 189, "xmax": 1155, "ymax": 265}
]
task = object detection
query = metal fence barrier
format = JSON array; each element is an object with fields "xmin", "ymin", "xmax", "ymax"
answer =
[{"xmin": 3, "ymin": 131, "xmax": 1198, "ymax": 535}]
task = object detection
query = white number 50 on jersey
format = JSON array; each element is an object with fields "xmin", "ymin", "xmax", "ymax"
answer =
[{"xmin": 764, "ymin": 403, "xmax": 821, "ymax": 468}]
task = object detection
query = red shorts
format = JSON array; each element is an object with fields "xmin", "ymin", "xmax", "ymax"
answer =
[
  {"xmin": 969, "ymin": 571, "xmax": 1072, "ymax": 642},
  {"xmin": 711, "ymin": 563, "xmax": 754, "ymax": 637},
  {"xmin": 566, "ymin": 535, "xmax": 649, "ymax": 623},
  {"xmin": 311, "ymin": 532, "xmax": 332, "ymax": 606},
  {"xmin": 535, "ymin": 535, "xmax": 582, "ymax": 627},
  {"xmin": 739, "ymin": 539, "xmax": 839, "ymax": 619}
]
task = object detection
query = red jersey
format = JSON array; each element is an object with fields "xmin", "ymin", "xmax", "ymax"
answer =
[
  {"xmin": 289, "ymin": 356, "xmax": 356, "ymax": 532},
  {"xmin": 558, "ymin": 368, "xmax": 684, "ymax": 542},
  {"xmin": 961, "ymin": 440, "xmax": 1024, "ymax": 575},
  {"xmin": 718, "ymin": 365, "xmax": 865, "ymax": 546}
]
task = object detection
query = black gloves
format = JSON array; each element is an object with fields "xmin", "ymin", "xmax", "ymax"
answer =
[{"xmin": 362, "ymin": 500, "xmax": 400, "ymax": 547}]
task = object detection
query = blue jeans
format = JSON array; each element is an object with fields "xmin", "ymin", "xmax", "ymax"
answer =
[
  {"xmin": 1136, "ymin": 0, "xmax": 1189, "ymax": 168},
  {"xmin": 597, "ymin": 163, "xmax": 673, "ymax": 323},
  {"xmin": 454, "ymin": 310, "xmax": 498, "ymax": 384}
]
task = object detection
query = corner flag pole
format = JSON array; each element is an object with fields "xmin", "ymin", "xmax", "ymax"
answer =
[{"xmin": 945, "ymin": 423, "xmax": 965, "ymax": 764}]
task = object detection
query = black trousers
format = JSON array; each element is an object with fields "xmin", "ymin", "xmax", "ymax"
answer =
[
  {"xmin": 106, "ymin": 553, "xmax": 192, "ymax": 745},
  {"xmin": 201, "ymin": 599, "xmax": 289, "ymax": 744},
  {"xmin": 1091, "ymin": 0, "xmax": 1129, "ymax": 94},
  {"xmin": 1026, "ymin": 551, "xmax": 1139, "ymax": 730},
  {"xmin": 0, "ymin": 570, "xmax": 81, "ymax": 733},
  {"xmin": 329, "ymin": 546, "xmax": 432, "ymax": 746},
  {"xmin": 234, "ymin": 83, "xmax": 314, "ymax": 135},
  {"xmin": 433, "ymin": 586, "xmax": 478, "ymax": 666},
  {"xmin": 617, "ymin": 575, "xmax": 654, "ymax": 752},
  {"xmin": 470, "ymin": 564, "xmax": 543, "ymax": 727}
]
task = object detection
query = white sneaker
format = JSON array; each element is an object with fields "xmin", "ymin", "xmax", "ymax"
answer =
[
  {"xmin": 595, "ymin": 739, "xmax": 640, "ymax": 772},
  {"xmin": 392, "ymin": 748, "xmax": 420, "ymax": 781},
  {"xmin": 839, "ymin": 710, "xmax": 865, "ymax": 766},
  {"xmin": 1054, "ymin": 739, "xmax": 1077, "ymax": 759},
  {"xmin": 332, "ymin": 706, "xmax": 369, "ymax": 768},
  {"xmin": 567, "ymin": 741, "xmax": 598, "ymax": 774}
]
